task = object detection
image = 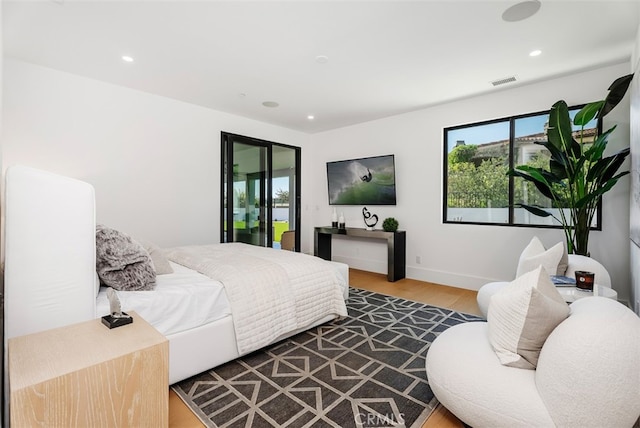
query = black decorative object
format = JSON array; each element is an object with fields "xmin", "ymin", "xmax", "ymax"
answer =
[
  {"xmin": 362, "ymin": 207, "xmax": 379, "ymax": 230},
  {"xmin": 101, "ymin": 313, "xmax": 133, "ymax": 329},
  {"xmin": 383, "ymin": 217, "xmax": 399, "ymax": 232},
  {"xmin": 102, "ymin": 287, "xmax": 133, "ymax": 329}
]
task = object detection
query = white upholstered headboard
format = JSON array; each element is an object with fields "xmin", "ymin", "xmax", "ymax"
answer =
[{"xmin": 4, "ymin": 165, "xmax": 97, "ymax": 340}]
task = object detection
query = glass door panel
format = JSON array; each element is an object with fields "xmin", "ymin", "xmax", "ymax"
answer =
[
  {"xmin": 272, "ymin": 145, "xmax": 299, "ymax": 250},
  {"xmin": 229, "ymin": 142, "xmax": 267, "ymax": 246}
]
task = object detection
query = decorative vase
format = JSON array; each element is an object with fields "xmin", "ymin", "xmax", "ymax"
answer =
[
  {"xmin": 338, "ymin": 212, "xmax": 345, "ymax": 229},
  {"xmin": 331, "ymin": 208, "xmax": 338, "ymax": 228}
]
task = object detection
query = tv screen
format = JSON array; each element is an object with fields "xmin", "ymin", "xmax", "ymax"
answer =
[{"xmin": 327, "ymin": 154, "xmax": 397, "ymax": 205}]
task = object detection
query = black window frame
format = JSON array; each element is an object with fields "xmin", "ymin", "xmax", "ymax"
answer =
[{"xmin": 442, "ymin": 104, "xmax": 602, "ymax": 230}]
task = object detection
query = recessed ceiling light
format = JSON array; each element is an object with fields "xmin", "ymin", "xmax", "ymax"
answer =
[
  {"xmin": 121, "ymin": 55, "xmax": 134, "ymax": 63},
  {"xmin": 262, "ymin": 101, "xmax": 279, "ymax": 108},
  {"xmin": 502, "ymin": 0, "xmax": 541, "ymax": 22},
  {"xmin": 307, "ymin": 115, "xmax": 315, "ymax": 120},
  {"xmin": 529, "ymin": 49, "xmax": 542, "ymax": 57},
  {"xmin": 315, "ymin": 55, "xmax": 329, "ymax": 64}
]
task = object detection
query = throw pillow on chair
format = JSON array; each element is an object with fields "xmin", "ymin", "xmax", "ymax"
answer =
[{"xmin": 477, "ymin": 236, "xmax": 570, "ymax": 318}]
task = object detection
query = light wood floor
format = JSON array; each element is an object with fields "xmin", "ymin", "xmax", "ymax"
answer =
[{"xmin": 168, "ymin": 269, "xmax": 481, "ymax": 428}]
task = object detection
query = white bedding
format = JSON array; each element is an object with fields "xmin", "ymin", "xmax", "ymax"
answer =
[
  {"xmin": 96, "ymin": 262, "xmax": 231, "ymax": 336},
  {"xmin": 165, "ymin": 243, "xmax": 348, "ymax": 355},
  {"xmin": 3, "ymin": 165, "xmax": 349, "ymax": 389}
]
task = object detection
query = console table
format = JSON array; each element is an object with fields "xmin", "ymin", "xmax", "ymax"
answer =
[{"xmin": 314, "ymin": 226, "xmax": 406, "ymax": 282}]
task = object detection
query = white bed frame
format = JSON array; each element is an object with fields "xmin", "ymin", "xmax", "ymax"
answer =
[{"xmin": 4, "ymin": 165, "xmax": 348, "ymax": 385}]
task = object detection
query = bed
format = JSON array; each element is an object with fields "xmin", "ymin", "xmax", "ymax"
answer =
[{"xmin": 4, "ymin": 165, "xmax": 349, "ymax": 385}]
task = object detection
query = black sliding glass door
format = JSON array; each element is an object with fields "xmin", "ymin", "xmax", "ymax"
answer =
[{"xmin": 221, "ymin": 132, "xmax": 300, "ymax": 250}]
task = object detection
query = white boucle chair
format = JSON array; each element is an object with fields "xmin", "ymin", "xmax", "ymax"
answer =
[
  {"xmin": 477, "ymin": 254, "xmax": 612, "ymax": 318},
  {"xmin": 425, "ymin": 297, "xmax": 640, "ymax": 428}
]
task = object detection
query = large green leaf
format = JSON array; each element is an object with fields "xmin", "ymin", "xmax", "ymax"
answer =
[
  {"xmin": 600, "ymin": 148, "xmax": 631, "ymax": 182},
  {"xmin": 532, "ymin": 180, "xmax": 555, "ymax": 200},
  {"xmin": 573, "ymin": 157, "xmax": 587, "ymax": 181},
  {"xmin": 532, "ymin": 138, "xmax": 575, "ymax": 180},
  {"xmin": 600, "ymin": 74, "xmax": 633, "ymax": 117},
  {"xmin": 586, "ymin": 148, "xmax": 631, "ymax": 183},
  {"xmin": 586, "ymin": 157, "xmax": 609, "ymax": 183},
  {"xmin": 512, "ymin": 165, "xmax": 545, "ymax": 180},
  {"xmin": 539, "ymin": 139, "xmax": 567, "ymax": 165},
  {"xmin": 514, "ymin": 165, "xmax": 561, "ymax": 185},
  {"xmin": 540, "ymin": 169, "xmax": 564, "ymax": 185},
  {"xmin": 550, "ymin": 159, "xmax": 568, "ymax": 179},
  {"xmin": 570, "ymin": 139, "xmax": 582, "ymax": 159},
  {"xmin": 575, "ymin": 174, "xmax": 628, "ymax": 208},
  {"xmin": 584, "ymin": 126, "xmax": 615, "ymax": 162},
  {"xmin": 547, "ymin": 101, "xmax": 574, "ymax": 152},
  {"xmin": 574, "ymin": 101, "xmax": 604, "ymax": 127},
  {"xmin": 509, "ymin": 168, "xmax": 555, "ymax": 199},
  {"xmin": 519, "ymin": 204, "xmax": 554, "ymax": 217}
]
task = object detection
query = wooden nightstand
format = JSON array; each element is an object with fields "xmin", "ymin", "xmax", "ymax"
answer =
[{"xmin": 9, "ymin": 311, "xmax": 169, "ymax": 427}]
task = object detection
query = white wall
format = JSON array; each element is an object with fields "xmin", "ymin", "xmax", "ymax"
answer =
[
  {"xmin": 306, "ymin": 62, "xmax": 633, "ymax": 303},
  {"xmin": 2, "ymin": 59, "xmax": 310, "ymax": 247},
  {"xmin": 3, "ymin": 58, "xmax": 635, "ymax": 303}
]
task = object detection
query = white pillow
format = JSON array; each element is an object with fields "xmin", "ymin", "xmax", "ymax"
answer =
[
  {"xmin": 516, "ymin": 236, "xmax": 564, "ymax": 278},
  {"xmin": 136, "ymin": 239, "xmax": 174, "ymax": 275},
  {"xmin": 556, "ymin": 240, "xmax": 569, "ymax": 276},
  {"xmin": 488, "ymin": 266, "xmax": 570, "ymax": 369}
]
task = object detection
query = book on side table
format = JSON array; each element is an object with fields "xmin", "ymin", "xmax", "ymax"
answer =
[{"xmin": 551, "ymin": 275, "xmax": 577, "ymax": 286}]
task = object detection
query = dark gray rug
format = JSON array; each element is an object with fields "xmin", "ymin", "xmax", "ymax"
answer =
[{"xmin": 172, "ymin": 288, "xmax": 482, "ymax": 427}]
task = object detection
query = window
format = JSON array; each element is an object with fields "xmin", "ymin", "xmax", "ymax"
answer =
[{"xmin": 443, "ymin": 106, "xmax": 600, "ymax": 228}]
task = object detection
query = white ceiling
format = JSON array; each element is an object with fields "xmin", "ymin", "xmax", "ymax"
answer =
[{"xmin": 3, "ymin": 1, "xmax": 639, "ymax": 134}]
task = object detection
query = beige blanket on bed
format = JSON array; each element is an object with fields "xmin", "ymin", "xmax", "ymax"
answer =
[{"xmin": 165, "ymin": 243, "xmax": 347, "ymax": 355}]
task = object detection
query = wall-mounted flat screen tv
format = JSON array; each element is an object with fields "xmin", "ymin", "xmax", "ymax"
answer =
[{"xmin": 327, "ymin": 154, "xmax": 397, "ymax": 205}]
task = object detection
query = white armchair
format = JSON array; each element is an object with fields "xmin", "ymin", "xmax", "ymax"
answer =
[
  {"xmin": 477, "ymin": 254, "xmax": 611, "ymax": 318},
  {"xmin": 425, "ymin": 297, "xmax": 640, "ymax": 427}
]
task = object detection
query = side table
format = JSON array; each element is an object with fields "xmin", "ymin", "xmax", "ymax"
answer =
[
  {"xmin": 9, "ymin": 311, "xmax": 169, "ymax": 427},
  {"xmin": 556, "ymin": 284, "xmax": 618, "ymax": 303}
]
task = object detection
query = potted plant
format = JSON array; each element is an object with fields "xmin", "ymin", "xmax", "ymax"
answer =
[
  {"xmin": 508, "ymin": 74, "xmax": 633, "ymax": 255},
  {"xmin": 382, "ymin": 217, "xmax": 399, "ymax": 232}
]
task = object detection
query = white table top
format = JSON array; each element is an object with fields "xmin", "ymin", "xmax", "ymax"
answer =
[{"xmin": 556, "ymin": 284, "xmax": 617, "ymax": 303}]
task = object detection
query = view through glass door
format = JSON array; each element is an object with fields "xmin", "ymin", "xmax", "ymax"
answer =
[{"xmin": 221, "ymin": 133, "xmax": 300, "ymax": 250}]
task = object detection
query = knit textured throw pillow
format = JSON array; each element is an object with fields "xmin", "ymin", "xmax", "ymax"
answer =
[{"xmin": 96, "ymin": 225, "xmax": 156, "ymax": 291}]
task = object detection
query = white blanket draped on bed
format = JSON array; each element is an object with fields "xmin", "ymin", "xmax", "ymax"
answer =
[{"xmin": 165, "ymin": 243, "xmax": 347, "ymax": 355}]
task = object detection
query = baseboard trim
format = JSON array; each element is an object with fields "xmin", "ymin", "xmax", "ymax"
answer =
[{"xmin": 331, "ymin": 255, "xmax": 504, "ymax": 291}]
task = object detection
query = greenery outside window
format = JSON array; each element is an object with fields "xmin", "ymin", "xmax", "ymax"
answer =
[{"xmin": 443, "ymin": 106, "xmax": 599, "ymax": 228}]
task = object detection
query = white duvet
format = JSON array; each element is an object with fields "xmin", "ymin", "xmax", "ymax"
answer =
[
  {"xmin": 96, "ymin": 262, "xmax": 231, "ymax": 336},
  {"xmin": 165, "ymin": 243, "xmax": 348, "ymax": 355}
]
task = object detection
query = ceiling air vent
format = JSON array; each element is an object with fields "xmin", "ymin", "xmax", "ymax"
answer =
[{"xmin": 491, "ymin": 76, "xmax": 517, "ymax": 86}]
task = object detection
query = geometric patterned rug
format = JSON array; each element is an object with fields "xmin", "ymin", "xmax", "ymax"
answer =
[{"xmin": 172, "ymin": 288, "xmax": 483, "ymax": 427}]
